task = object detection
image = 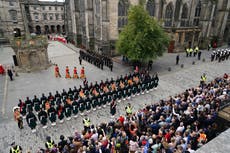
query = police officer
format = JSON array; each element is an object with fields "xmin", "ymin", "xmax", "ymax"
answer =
[
  {"xmin": 83, "ymin": 116, "xmax": 91, "ymax": 131},
  {"xmin": 10, "ymin": 142, "xmax": 22, "ymax": 153},
  {"xmin": 45, "ymin": 136, "xmax": 55, "ymax": 150},
  {"xmin": 26, "ymin": 110, "xmax": 37, "ymax": 133},
  {"xmin": 194, "ymin": 46, "xmax": 199, "ymax": 57},
  {"xmin": 125, "ymin": 103, "xmax": 133, "ymax": 116},
  {"xmin": 200, "ymin": 73, "xmax": 207, "ymax": 87},
  {"xmin": 185, "ymin": 48, "xmax": 189, "ymax": 57},
  {"xmin": 38, "ymin": 108, "xmax": 48, "ymax": 128}
]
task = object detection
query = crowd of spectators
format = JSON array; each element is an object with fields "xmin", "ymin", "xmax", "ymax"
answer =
[{"xmin": 35, "ymin": 74, "xmax": 230, "ymax": 153}]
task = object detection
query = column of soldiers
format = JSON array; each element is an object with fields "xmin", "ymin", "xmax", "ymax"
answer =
[
  {"xmin": 15, "ymin": 71, "xmax": 159, "ymax": 132},
  {"xmin": 210, "ymin": 48, "xmax": 230, "ymax": 62},
  {"xmin": 186, "ymin": 46, "xmax": 202, "ymax": 60},
  {"xmin": 79, "ymin": 50, "xmax": 113, "ymax": 71}
]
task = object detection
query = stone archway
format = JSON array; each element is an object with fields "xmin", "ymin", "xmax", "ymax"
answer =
[
  {"xmin": 13, "ymin": 28, "xmax": 21, "ymax": 37},
  {"xmin": 44, "ymin": 25, "xmax": 49, "ymax": 34},
  {"xmin": 29, "ymin": 25, "xmax": 34, "ymax": 33},
  {"xmin": 57, "ymin": 25, "xmax": 61, "ymax": 34},
  {"xmin": 35, "ymin": 25, "xmax": 41, "ymax": 35},
  {"xmin": 62, "ymin": 25, "xmax": 65, "ymax": 34},
  {"xmin": 51, "ymin": 25, "xmax": 55, "ymax": 33}
]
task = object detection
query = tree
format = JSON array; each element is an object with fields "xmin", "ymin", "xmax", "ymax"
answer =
[{"xmin": 116, "ymin": 4, "xmax": 169, "ymax": 63}]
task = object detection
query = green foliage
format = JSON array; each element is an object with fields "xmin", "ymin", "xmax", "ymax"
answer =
[{"xmin": 116, "ymin": 5, "xmax": 169, "ymax": 62}]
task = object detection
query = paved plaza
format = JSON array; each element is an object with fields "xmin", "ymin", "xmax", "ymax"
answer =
[{"xmin": 0, "ymin": 41, "xmax": 229, "ymax": 152}]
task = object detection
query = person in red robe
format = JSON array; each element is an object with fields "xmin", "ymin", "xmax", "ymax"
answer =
[
  {"xmin": 65, "ymin": 66, "xmax": 71, "ymax": 78},
  {"xmin": 73, "ymin": 67, "xmax": 78, "ymax": 79},
  {"xmin": 0, "ymin": 64, "xmax": 5, "ymax": 75},
  {"xmin": 80, "ymin": 67, "xmax": 85, "ymax": 79},
  {"xmin": 54, "ymin": 64, "xmax": 61, "ymax": 77}
]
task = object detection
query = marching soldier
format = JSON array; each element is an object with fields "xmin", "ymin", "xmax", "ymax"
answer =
[
  {"xmin": 79, "ymin": 101, "xmax": 85, "ymax": 116},
  {"xmin": 65, "ymin": 66, "xmax": 71, "ymax": 78},
  {"xmin": 48, "ymin": 106, "xmax": 57, "ymax": 126},
  {"xmin": 40, "ymin": 93, "xmax": 47, "ymax": 108},
  {"xmin": 64, "ymin": 98, "xmax": 72, "ymax": 120},
  {"xmin": 26, "ymin": 110, "xmax": 37, "ymax": 133},
  {"xmin": 83, "ymin": 116, "xmax": 91, "ymax": 131},
  {"xmin": 72, "ymin": 99, "xmax": 79, "ymax": 118},
  {"xmin": 25, "ymin": 97, "xmax": 33, "ymax": 112},
  {"xmin": 33, "ymin": 95, "xmax": 41, "ymax": 114},
  {"xmin": 10, "ymin": 142, "xmax": 22, "ymax": 153},
  {"xmin": 57, "ymin": 104, "xmax": 65, "ymax": 123},
  {"xmin": 38, "ymin": 108, "xmax": 48, "ymax": 128},
  {"xmin": 154, "ymin": 73, "xmax": 159, "ymax": 89}
]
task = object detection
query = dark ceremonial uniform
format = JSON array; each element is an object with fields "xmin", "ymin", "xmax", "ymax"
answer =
[
  {"xmin": 57, "ymin": 105, "xmax": 65, "ymax": 121},
  {"xmin": 38, "ymin": 110, "xmax": 48, "ymax": 126},
  {"xmin": 33, "ymin": 96, "xmax": 41, "ymax": 113},
  {"xmin": 26, "ymin": 111, "xmax": 37, "ymax": 130},
  {"xmin": 72, "ymin": 100, "xmax": 79, "ymax": 116},
  {"xmin": 48, "ymin": 106, "xmax": 57, "ymax": 123},
  {"xmin": 25, "ymin": 97, "xmax": 33, "ymax": 112}
]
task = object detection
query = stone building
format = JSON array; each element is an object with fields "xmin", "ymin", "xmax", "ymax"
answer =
[
  {"xmin": 65, "ymin": 0, "xmax": 230, "ymax": 54},
  {"xmin": 0, "ymin": 0, "xmax": 25, "ymax": 42},
  {"xmin": 23, "ymin": 0, "xmax": 65, "ymax": 35},
  {"xmin": 0, "ymin": 0, "xmax": 65, "ymax": 43}
]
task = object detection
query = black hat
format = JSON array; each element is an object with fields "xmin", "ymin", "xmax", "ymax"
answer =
[
  {"xmin": 11, "ymin": 142, "xmax": 15, "ymax": 146},
  {"xmin": 60, "ymin": 135, "xmax": 65, "ymax": 140}
]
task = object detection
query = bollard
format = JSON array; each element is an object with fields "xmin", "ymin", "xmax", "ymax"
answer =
[{"xmin": 181, "ymin": 64, "xmax": 184, "ymax": 68}]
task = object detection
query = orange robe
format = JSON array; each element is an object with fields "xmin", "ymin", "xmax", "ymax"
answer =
[
  {"xmin": 65, "ymin": 68, "xmax": 71, "ymax": 78},
  {"xmin": 80, "ymin": 68, "xmax": 85, "ymax": 79},
  {"xmin": 73, "ymin": 68, "xmax": 78, "ymax": 79}
]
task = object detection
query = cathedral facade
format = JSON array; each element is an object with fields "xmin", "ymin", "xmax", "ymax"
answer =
[{"xmin": 65, "ymin": 0, "xmax": 230, "ymax": 54}]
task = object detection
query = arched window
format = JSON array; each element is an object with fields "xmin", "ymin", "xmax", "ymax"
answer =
[
  {"xmin": 146, "ymin": 0, "xmax": 155, "ymax": 17},
  {"xmin": 222, "ymin": 0, "xmax": 228, "ymax": 10},
  {"xmin": 118, "ymin": 0, "xmax": 129, "ymax": 29},
  {"xmin": 181, "ymin": 4, "xmax": 188, "ymax": 26},
  {"xmin": 174, "ymin": 0, "xmax": 182, "ymax": 21},
  {"xmin": 195, "ymin": 1, "xmax": 201, "ymax": 17},
  {"xmin": 165, "ymin": 3, "xmax": 173, "ymax": 27},
  {"xmin": 194, "ymin": 1, "xmax": 201, "ymax": 26},
  {"xmin": 9, "ymin": 10, "xmax": 17, "ymax": 21}
]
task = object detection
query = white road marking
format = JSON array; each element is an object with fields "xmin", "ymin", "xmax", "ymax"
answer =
[{"xmin": 2, "ymin": 75, "xmax": 8, "ymax": 115}]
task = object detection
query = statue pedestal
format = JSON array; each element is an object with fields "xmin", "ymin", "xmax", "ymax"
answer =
[{"xmin": 11, "ymin": 36, "xmax": 51, "ymax": 72}]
